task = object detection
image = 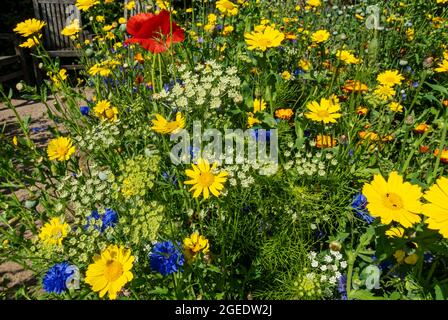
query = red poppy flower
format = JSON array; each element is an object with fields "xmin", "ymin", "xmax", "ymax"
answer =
[{"xmin": 125, "ymin": 10, "xmax": 185, "ymax": 53}]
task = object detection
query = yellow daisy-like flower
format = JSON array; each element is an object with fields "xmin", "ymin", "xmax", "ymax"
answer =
[
  {"xmin": 151, "ymin": 112, "xmax": 185, "ymax": 134},
  {"xmin": 253, "ymin": 98, "xmax": 267, "ymax": 113},
  {"xmin": 307, "ymin": 0, "xmax": 321, "ymax": 7},
  {"xmin": 435, "ymin": 59, "xmax": 448, "ymax": 73},
  {"xmin": 244, "ymin": 26, "xmax": 285, "ymax": 52},
  {"xmin": 14, "ymin": 18, "xmax": 46, "ymax": 37},
  {"xmin": 374, "ymin": 85, "xmax": 395, "ymax": 101},
  {"xmin": 94, "ymin": 100, "xmax": 118, "ymax": 122},
  {"xmin": 85, "ymin": 245, "xmax": 134, "ymax": 300},
  {"xmin": 422, "ymin": 176, "xmax": 448, "ymax": 238},
  {"xmin": 89, "ymin": 64, "xmax": 111, "ymax": 77},
  {"xmin": 362, "ymin": 171, "xmax": 423, "ymax": 228},
  {"xmin": 389, "ymin": 102, "xmax": 403, "ymax": 113},
  {"xmin": 216, "ymin": 0, "xmax": 238, "ymax": 16},
  {"xmin": 19, "ymin": 36, "xmax": 40, "ymax": 48},
  {"xmin": 38, "ymin": 217, "xmax": 70, "ymax": 246},
  {"xmin": 305, "ymin": 96, "xmax": 342, "ymax": 124},
  {"xmin": 311, "ymin": 29, "xmax": 330, "ymax": 43},
  {"xmin": 183, "ymin": 232, "xmax": 210, "ymax": 261},
  {"xmin": 281, "ymin": 71, "xmax": 292, "ymax": 80},
  {"xmin": 385, "ymin": 226, "xmax": 405, "ymax": 238},
  {"xmin": 184, "ymin": 158, "xmax": 228, "ymax": 199},
  {"xmin": 377, "ymin": 70, "xmax": 404, "ymax": 87},
  {"xmin": 298, "ymin": 59, "xmax": 311, "ymax": 71},
  {"xmin": 336, "ymin": 50, "xmax": 360, "ymax": 64},
  {"xmin": 247, "ymin": 112, "xmax": 261, "ymax": 128},
  {"xmin": 315, "ymin": 135, "xmax": 337, "ymax": 148},
  {"xmin": 61, "ymin": 19, "xmax": 81, "ymax": 37},
  {"xmin": 47, "ymin": 136, "xmax": 76, "ymax": 161},
  {"xmin": 275, "ymin": 108, "xmax": 294, "ymax": 120},
  {"xmin": 76, "ymin": 0, "xmax": 99, "ymax": 11}
]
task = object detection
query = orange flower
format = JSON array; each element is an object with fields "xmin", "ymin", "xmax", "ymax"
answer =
[
  {"xmin": 414, "ymin": 123, "xmax": 430, "ymax": 134},
  {"xmin": 342, "ymin": 80, "xmax": 369, "ymax": 93},
  {"xmin": 356, "ymin": 106, "xmax": 368, "ymax": 116},
  {"xmin": 315, "ymin": 135, "xmax": 337, "ymax": 148},
  {"xmin": 419, "ymin": 145, "xmax": 429, "ymax": 153},
  {"xmin": 443, "ymin": 100, "xmax": 448, "ymax": 107},
  {"xmin": 359, "ymin": 131, "xmax": 379, "ymax": 141},
  {"xmin": 134, "ymin": 53, "xmax": 145, "ymax": 64},
  {"xmin": 275, "ymin": 108, "xmax": 294, "ymax": 120},
  {"xmin": 382, "ymin": 135, "xmax": 393, "ymax": 142},
  {"xmin": 434, "ymin": 149, "xmax": 448, "ymax": 164}
]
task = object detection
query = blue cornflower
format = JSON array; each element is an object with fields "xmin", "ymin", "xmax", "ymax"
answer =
[
  {"xmin": 250, "ymin": 128, "xmax": 271, "ymax": 143},
  {"xmin": 86, "ymin": 208, "xmax": 118, "ymax": 232},
  {"xmin": 338, "ymin": 275, "xmax": 348, "ymax": 300},
  {"xmin": 149, "ymin": 241, "xmax": 184, "ymax": 276},
  {"xmin": 42, "ymin": 262, "xmax": 75, "ymax": 294},
  {"xmin": 162, "ymin": 172, "xmax": 178, "ymax": 186},
  {"xmin": 424, "ymin": 252, "xmax": 434, "ymax": 264},
  {"xmin": 351, "ymin": 193, "xmax": 375, "ymax": 224},
  {"xmin": 80, "ymin": 106, "xmax": 90, "ymax": 116}
]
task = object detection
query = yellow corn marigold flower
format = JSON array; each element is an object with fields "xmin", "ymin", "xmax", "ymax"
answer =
[
  {"xmin": 336, "ymin": 50, "xmax": 360, "ymax": 64},
  {"xmin": 435, "ymin": 59, "xmax": 448, "ymax": 73},
  {"xmin": 362, "ymin": 171, "xmax": 423, "ymax": 228},
  {"xmin": 183, "ymin": 232, "xmax": 210, "ymax": 261},
  {"xmin": 389, "ymin": 102, "xmax": 403, "ymax": 113},
  {"xmin": 216, "ymin": 0, "xmax": 238, "ymax": 16},
  {"xmin": 19, "ymin": 36, "xmax": 40, "ymax": 48},
  {"xmin": 85, "ymin": 245, "xmax": 134, "ymax": 300},
  {"xmin": 275, "ymin": 108, "xmax": 294, "ymax": 120},
  {"xmin": 253, "ymin": 98, "xmax": 267, "ymax": 113},
  {"xmin": 305, "ymin": 96, "xmax": 342, "ymax": 124},
  {"xmin": 244, "ymin": 26, "xmax": 285, "ymax": 51},
  {"xmin": 94, "ymin": 100, "xmax": 118, "ymax": 122},
  {"xmin": 434, "ymin": 149, "xmax": 448, "ymax": 164},
  {"xmin": 61, "ymin": 19, "xmax": 81, "ymax": 36},
  {"xmin": 377, "ymin": 70, "xmax": 404, "ymax": 87},
  {"xmin": 315, "ymin": 135, "xmax": 337, "ymax": 148},
  {"xmin": 76, "ymin": 0, "xmax": 99, "ymax": 11},
  {"xmin": 423, "ymin": 176, "xmax": 448, "ymax": 238},
  {"xmin": 14, "ymin": 18, "xmax": 46, "ymax": 37},
  {"xmin": 374, "ymin": 85, "xmax": 395, "ymax": 101},
  {"xmin": 118, "ymin": 17, "xmax": 126, "ymax": 24},
  {"xmin": 222, "ymin": 25, "xmax": 234, "ymax": 36},
  {"xmin": 311, "ymin": 29, "xmax": 330, "ymax": 43},
  {"xmin": 342, "ymin": 80, "xmax": 368, "ymax": 93},
  {"xmin": 47, "ymin": 136, "xmax": 76, "ymax": 161},
  {"xmin": 184, "ymin": 158, "xmax": 228, "ymax": 199},
  {"xmin": 281, "ymin": 71, "xmax": 292, "ymax": 80},
  {"xmin": 247, "ymin": 112, "xmax": 261, "ymax": 128},
  {"xmin": 385, "ymin": 226, "xmax": 405, "ymax": 238},
  {"xmin": 89, "ymin": 64, "xmax": 111, "ymax": 77},
  {"xmin": 151, "ymin": 112, "xmax": 185, "ymax": 134},
  {"xmin": 307, "ymin": 0, "xmax": 321, "ymax": 6},
  {"xmin": 298, "ymin": 58, "xmax": 311, "ymax": 71},
  {"xmin": 12, "ymin": 136, "xmax": 18, "ymax": 146},
  {"xmin": 39, "ymin": 217, "xmax": 70, "ymax": 246},
  {"xmin": 356, "ymin": 106, "xmax": 368, "ymax": 116}
]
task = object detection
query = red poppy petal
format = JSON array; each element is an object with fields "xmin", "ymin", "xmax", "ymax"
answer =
[{"xmin": 126, "ymin": 13, "xmax": 154, "ymax": 37}]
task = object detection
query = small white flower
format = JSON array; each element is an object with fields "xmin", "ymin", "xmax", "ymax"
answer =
[
  {"xmin": 307, "ymin": 251, "xmax": 317, "ymax": 259},
  {"xmin": 334, "ymin": 271, "xmax": 342, "ymax": 279},
  {"xmin": 340, "ymin": 261, "xmax": 347, "ymax": 269},
  {"xmin": 328, "ymin": 276, "xmax": 337, "ymax": 285},
  {"xmin": 320, "ymin": 275, "xmax": 327, "ymax": 282},
  {"xmin": 320, "ymin": 265, "xmax": 327, "ymax": 271},
  {"xmin": 324, "ymin": 255, "xmax": 333, "ymax": 263}
]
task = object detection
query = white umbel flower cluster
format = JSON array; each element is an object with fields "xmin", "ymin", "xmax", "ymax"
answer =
[{"xmin": 162, "ymin": 60, "xmax": 243, "ymax": 111}]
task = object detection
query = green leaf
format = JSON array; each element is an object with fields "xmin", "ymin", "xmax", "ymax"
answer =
[
  {"xmin": 434, "ymin": 284, "xmax": 445, "ymax": 301},
  {"xmin": 349, "ymin": 289, "xmax": 385, "ymax": 300},
  {"xmin": 427, "ymin": 83, "xmax": 448, "ymax": 97},
  {"xmin": 261, "ymin": 112, "xmax": 277, "ymax": 127}
]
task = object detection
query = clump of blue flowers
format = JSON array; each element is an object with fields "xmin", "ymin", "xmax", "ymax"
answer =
[
  {"xmin": 351, "ymin": 193, "xmax": 375, "ymax": 224},
  {"xmin": 42, "ymin": 262, "xmax": 76, "ymax": 294},
  {"xmin": 149, "ymin": 241, "xmax": 184, "ymax": 276},
  {"xmin": 86, "ymin": 208, "xmax": 118, "ymax": 232}
]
